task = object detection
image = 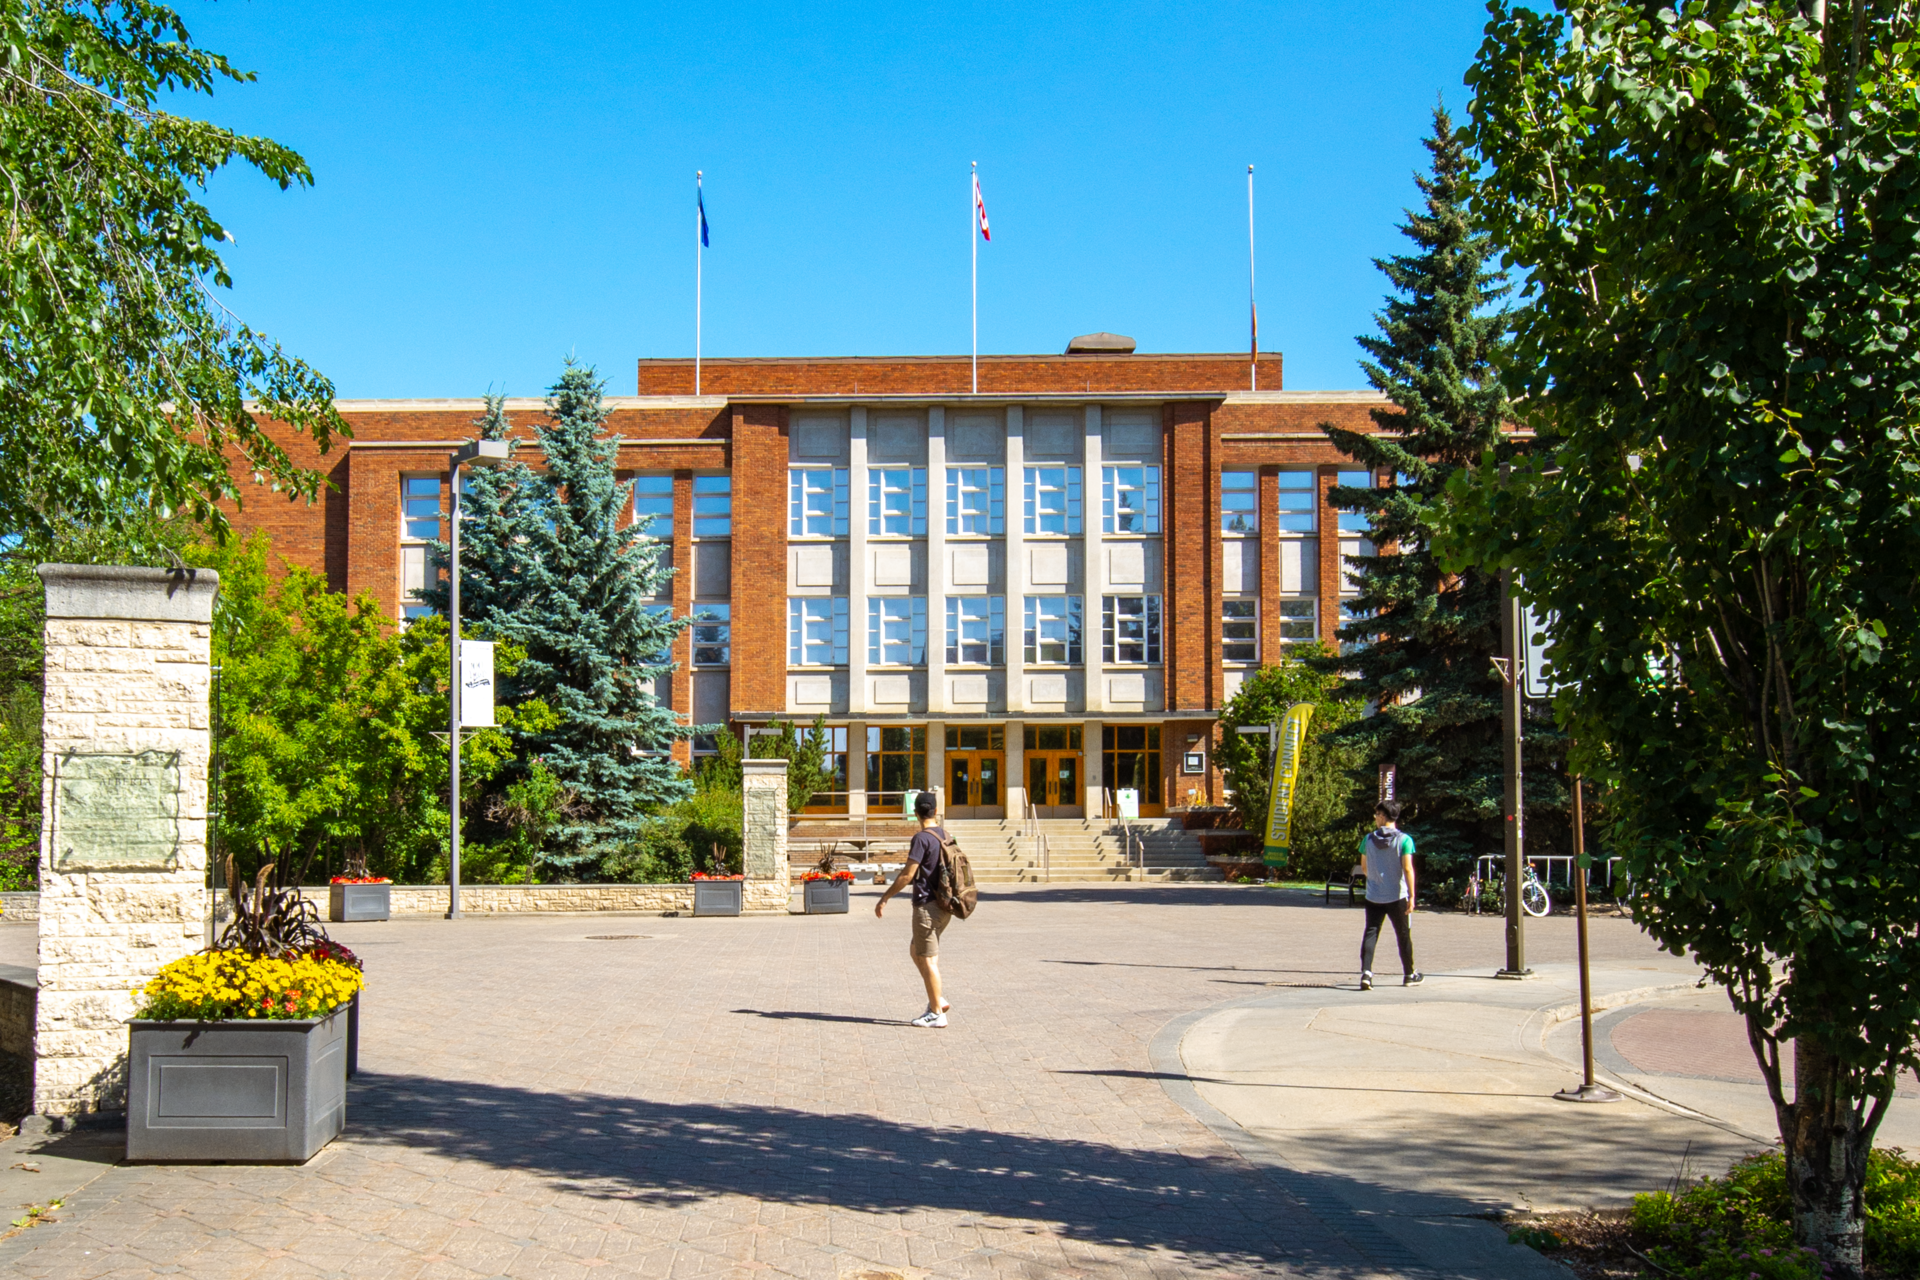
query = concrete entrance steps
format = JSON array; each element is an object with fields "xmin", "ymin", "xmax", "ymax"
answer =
[{"xmin": 940, "ymin": 817, "xmax": 1221, "ymax": 883}]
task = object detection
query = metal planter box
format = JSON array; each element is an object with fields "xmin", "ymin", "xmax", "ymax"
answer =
[
  {"xmin": 692, "ymin": 879, "xmax": 744, "ymax": 917},
  {"xmin": 329, "ymin": 882, "xmax": 391, "ymax": 922},
  {"xmin": 803, "ymin": 880, "xmax": 850, "ymax": 914},
  {"xmin": 128, "ymin": 1007, "xmax": 349, "ymax": 1163}
]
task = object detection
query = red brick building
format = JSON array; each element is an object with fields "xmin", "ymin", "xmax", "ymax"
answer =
[{"xmin": 229, "ymin": 341, "xmax": 1399, "ymax": 821}]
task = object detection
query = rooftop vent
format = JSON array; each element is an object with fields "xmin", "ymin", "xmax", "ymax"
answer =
[{"xmin": 1065, "ymin": 332, "xmax": 1136, "ymax": 355}]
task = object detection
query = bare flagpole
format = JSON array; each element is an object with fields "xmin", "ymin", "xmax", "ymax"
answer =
[
  {"xmin": 702, "ymin": 169, "xmax": 710, "ymax": 397},
  {"xmin": 1248, "ymin": 164, "xmax": 1258, "ymax": 392},
  {"xmin": 971, "ymin": 161, "xmax": 979, "ymax": 395}
]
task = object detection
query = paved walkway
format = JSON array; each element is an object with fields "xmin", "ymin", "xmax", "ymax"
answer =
[{"xmin": 0, "ymin": 886, "xmax": 1871, "ymax": 1279}]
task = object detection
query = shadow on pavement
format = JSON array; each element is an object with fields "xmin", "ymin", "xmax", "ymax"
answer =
[
  {"xmin": 731, "ymin": 1009, "xmax": 909, "ymax": 1026},
  {"xmin": 345, "ymin": 1073, "xmax": 1393, "ymax": 1274},
  {"xmin": 1047, "ymin": 960, "xmax": 1349, "ymax": 976}
]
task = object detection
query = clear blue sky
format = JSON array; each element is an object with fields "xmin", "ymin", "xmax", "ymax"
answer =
[{"xmin": 181, "ymin": 0, "xmax": 1495, "ymax": 399}]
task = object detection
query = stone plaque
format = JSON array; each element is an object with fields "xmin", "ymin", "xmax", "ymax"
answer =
[{"xmin": 52, "ymin": 750, "xmax": 181, "ymax": 871}]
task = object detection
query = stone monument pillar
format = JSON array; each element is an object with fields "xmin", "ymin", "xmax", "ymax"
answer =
[
  {"xmin": 741, "ymin": 758, "xmax": 789, "ymax": 886},
  {"xmin": 34, "ymin": 565, "xmax": 217, "ymax": 1116}
]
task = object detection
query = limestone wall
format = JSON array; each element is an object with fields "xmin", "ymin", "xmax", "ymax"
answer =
[
  {"xmin": 34, "ymin": 566, "xmax": 216, "ymax": 1116},
  {"xmin": 0, "ymin": 977, "xmax": 33, "ymax": 1058},
  {"xmin": 218, "ymin": 881, "xmax": 793, "ymax": 917}
]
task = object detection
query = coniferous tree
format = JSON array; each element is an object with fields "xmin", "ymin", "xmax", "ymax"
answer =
[
  {"xmin": 431, "ymin": 364, "xmax": 691, "ymax": 878},
  {"xmin": 1312, "ymin": 107, "xmax": 1559, "ymax": 888}
]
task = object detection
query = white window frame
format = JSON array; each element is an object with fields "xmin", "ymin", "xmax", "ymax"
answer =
[
  {"xmin": 1101, "ymin": 466, "xmax": 1161, "ymax": 534},
  {"xmin": 1276, "ymin": 469, "xmax": 1317, "ymax": 534},
  {"xmin": 1023, "ymin": 595, "xmax": 1083, "ymax": 665},
  {"xmin": 868, "ymin": 467, "xmax": 928, "ymax": 537},
  {"xmin": 945, "ymin": 595, "xmax": 1005, "ymax": 665},
  {"xmin": 692, "ymin": 602, "xmax": 731, "ymax": 667},
  {"xmin": 789, "ymin": 597, "xmax": 849, "ymax": 666},
  {"xmin": 867, "ymin": 597, "xmax": 928, "ymax": 666},
  {"xmin": 632, "ymin": 473, "xmax": 673, "ymax": 540},
  {"xmin": 693, "ymin": 475, "xmax": 732, "ymax": 538},
  {"xmin": 1221, "ymin": 470, "xmax": 1258, "ymax": 534},
  {"xmin": 1102, "ymin": 594, "xmax": 1162, "ymax": 665},
  {"xmin": 1024, "ymin": 466, "xmax": 1083, "ymax": 535},
  {"xmin": 1222, "ymin": 599, "xmax": 1258, "ymax": 663},
  {"xmin": 1336, "ymin": 469, "xmax": 1374, "ymax": 534},
  {"xmin": 1279, "ymin": 599, "xmax": 1317, "ymax": 647},
  {"xmin": 946, "ymin": 467, "xmax": 1005, "ymax": 536},
  {"xmin": 789, "ymin": 466, "xmax": 849, "ymax": 537}
]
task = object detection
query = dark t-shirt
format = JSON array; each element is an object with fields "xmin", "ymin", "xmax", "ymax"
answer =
[{"xmin": 907, "ymin": 827, "xmax": 947, "ymax": 906}]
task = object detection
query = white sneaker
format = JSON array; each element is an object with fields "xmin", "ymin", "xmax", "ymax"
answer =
[{"xmin": 911, "ymin": 1010, "xmax": 949, "ymax": 1028}]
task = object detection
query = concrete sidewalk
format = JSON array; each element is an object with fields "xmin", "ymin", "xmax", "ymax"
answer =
[{"xmin": 1159, "ymin": 956, "xmax": 1920, "ymax": 1277}]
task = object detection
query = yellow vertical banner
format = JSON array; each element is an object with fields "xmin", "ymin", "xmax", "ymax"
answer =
[{"xmin": 1262, "ymin": 702, "xmax": 1316, "ymax": 866}]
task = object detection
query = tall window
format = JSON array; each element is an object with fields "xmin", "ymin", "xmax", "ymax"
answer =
[
  {"xmin": 1280, "ymin": 600, "xmax": 1317, "ymax": 647},
  {"xmin": 1102, "ymin": 466, "xmax": 1161, "ymax": 534},
  {"xmin": 1340, "ymin": 600, "xmax": 1373, "ymax": 655},
  {"xmin": 399, "ymin": 477, "xmax": 442, "ymax": 621},
  {"xmin": 1222, "ymin": 600, "xmax": 1258, "ymax": 662},
  {"xmin": 1023, "ymin": 595, "xmax": 1083, "ymax": 664},
  {"xmin": 869, "ymin": 467, "xmax": 927, "ymax": 536},
  {"xmin": 866, "ymin": 726, "xmax": 926, "ymax": 806},
  {"xmin": 1221, "ymin": 470, "xmax": 1258, "ymax": 533},
  {"xmin": 402, "ymin": 477, "xmax": 442, "ymax": 540},
  {"xmin": 789, "ymin": 467, "xmax": 849, "ymax": 537},
  {"xmin": 1277, "ymin": 469, "xmax": 1317, "ymax": 533},
  {"xmin": 867, "ymin": 597, "xmax": 928, "ymax": 666},
  {"xmin": 806, "ymin": 725, "xmax": 849, "ymax": 811},
  {"xmin": 1024, "ymin": 466, "xmax": 1082, "ymax": 535},
  {"xmin": 945, "ymin": 596, "xmax": 1005, "ymax": 664},
  {"xmin": 632, "ymin": 474, "xmax": 673, "ymax": 539},
  {"xmin": 1337, "ymin": 470, "xmax": 1374, "ymax": 533},
  {"xmin": 693, "ymin": 475, "xmax": 731, "ymax": 537},
  {"xmin": 946, "ymin": 467, "xmax": 1005, "ymax": 535},
  {"xmin": 788, "ymin": 597, "xmax": 848, "ymax": 665},
  {"xmin": 1103, "ymin": 724, "xmax": 1163, "ymax": 807},
  {"xmin": 1103, "ymin": 595, "xmax": 1162, "ymax": 664},
  {"xmin": 692, "ymin": 604, "xmax": 730, "ymax": 666}
]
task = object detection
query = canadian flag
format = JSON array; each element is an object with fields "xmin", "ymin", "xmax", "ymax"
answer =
[{"xmin": 974, "ymin": 171, "xmax": 991, "ymax": 242}]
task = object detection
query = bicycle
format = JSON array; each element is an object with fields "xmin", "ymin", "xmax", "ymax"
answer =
[{"xmin": 1465, "ymin": 857, "xmax": 1552, "ymax": 918}]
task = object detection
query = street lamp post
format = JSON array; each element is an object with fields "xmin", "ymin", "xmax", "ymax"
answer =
[{"xmin": 447, "ymin": 438, "xmax": 511, "ymax": 920}]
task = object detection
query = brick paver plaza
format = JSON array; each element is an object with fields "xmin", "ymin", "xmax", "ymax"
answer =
[{"xmin": 0, "ymin": 886, "xmax": 1703, "ymax": 1279}]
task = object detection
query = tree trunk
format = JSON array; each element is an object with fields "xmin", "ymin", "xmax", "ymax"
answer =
[{"xmin": 1779, "ymin": 1036, "xmax": 1873, "ymax": 1279}]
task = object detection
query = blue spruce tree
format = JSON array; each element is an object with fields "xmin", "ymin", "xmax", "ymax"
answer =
[{"xmin": 430, "ymin": 366, "xmax": 691, "ymax": 878}]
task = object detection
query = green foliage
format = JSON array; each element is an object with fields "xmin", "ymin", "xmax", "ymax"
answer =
[
  {"xmin": 191, "ymin": 534, "xmax": 544, "ymax": 884},
  {"xmin": 1629, "ymin": 1149, "xmax": 1920, "ymax": 1278},
  {"xmin": 1455, "ymin": 4, "xmax": 1920, "ymax": 1266},
  {"xmin": 606, "ymin": 736, "xmax": 743, "ymax": 883},
  {"xmin": 425, "ymin": 369, "xmax": 694, "ymax": 878},
  {"xmin": 0, "ymin": 1, "xmax": 345, "ymax": 543},
  {"xmin": 1214, "ymin": 655, "xmax": 1367, "ymax": 882},
  {"xmin": 1310, "ymin": 105, "xmax": 1564, "ymax": 886},
  {"xmin": 467, "ymin": 761, "xmax": 579, "ymax": 885},
  {"xmin": 0, "ymin": 685, "xmax": 38, "ymax": 890},
  {"xmin": 749, "ymin": 715, "xmax": 834, "ymax": 813}
]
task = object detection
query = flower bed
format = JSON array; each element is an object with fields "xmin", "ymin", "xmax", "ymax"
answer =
[
  {"xmin": 328, "ymin": 876, "xmax": 391, "ymax": 885},
  {"xmin": 136, "ymin": 945, "xmax": 364, "ymax": 1022}
]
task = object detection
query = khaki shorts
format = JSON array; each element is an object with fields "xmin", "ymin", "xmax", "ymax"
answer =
[{"xmin": 910, "ymin": 902, "xmax": 951, "ymax": 958}]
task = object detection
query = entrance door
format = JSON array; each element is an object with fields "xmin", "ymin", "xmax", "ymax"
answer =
[
  {"xmin": 1022, "ymin": 724, "xmax": 1085, "ymax": 818},
  {"xmin": 1027, "ymin": 752, "xmax": 1082, "ymax": 818},
  {"xmin": 947, "ymin": 752, "xmax": 1004, "ymax": 819},
  {"xmin": 1102, "ymin": 724, "xmax": 1165, "ymax": 817}
]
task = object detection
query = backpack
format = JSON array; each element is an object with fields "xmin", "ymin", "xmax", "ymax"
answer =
[{"xmin": 932, "ymin": 830, "xmax": 979, "ymax": 919}]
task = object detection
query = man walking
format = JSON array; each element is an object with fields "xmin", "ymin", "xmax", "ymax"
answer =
[
  {"xmin": 876, "ymin": 791, "xmax": 953, "ymax": 1027},
  {"xmin": 1359, "ymin": 799, "xmax": 1424, "ymax": 990}
]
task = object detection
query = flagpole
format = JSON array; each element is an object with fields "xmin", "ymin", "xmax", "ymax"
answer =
[
  {"xmin": 702, "ymin": 169, "xmax": 710, "ymax": 397},
  {"xmin": 971, "ymin": 161, "xmax": 978, "ymax": 396},
  {"xmin": 1248, "ymin": 164, "xmax": 1258, "ymax": 392}
]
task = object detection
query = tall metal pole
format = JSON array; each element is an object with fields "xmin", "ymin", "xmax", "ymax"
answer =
[
  {"xmin": 695, "ymin": 170, "xmax": 703, "ymax": 397},
  {"xmin": 1497, "ymin": 561, "xmax": 1529, "ymax": 977},
  {"xmin": 971, "ymin": 161, "xmax": 979, "ymax": 396},
  {"xmin": 447, "ymin": 457, "xmax": 463, "ymax": 920},
  {"xmin": 1247, "ymin": 164, "xmax": 1258, "ymax": 392},
  {"xmin": 1557, "ymin": 775, "xmax": 1621, "ymax": 1102}
]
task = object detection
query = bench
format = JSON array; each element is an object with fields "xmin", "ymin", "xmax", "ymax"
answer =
[{"xmin": 1324, "ymin": 862, "xmax": 1365, "ymax": 905}]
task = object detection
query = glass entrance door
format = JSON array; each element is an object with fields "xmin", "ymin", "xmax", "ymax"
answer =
[
  {"xmin": 1102, "ymin": 724, "xmax": 1165, "ymax": 817},
  {"xmin": 947, "ymin": 752, "xmax": 1004, "ymax": 819},
  {"xmin": 944, "ymin": 726, "xmax": 1005, "ymax": 819},
  {"xmin": 1026, "ymin": 752, "xmax": 1082, "ymax": 818}
]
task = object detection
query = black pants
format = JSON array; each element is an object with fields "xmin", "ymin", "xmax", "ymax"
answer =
[{"xmin": 1360, "ymin": 899, "xmax": 1415, "ymax": 975}]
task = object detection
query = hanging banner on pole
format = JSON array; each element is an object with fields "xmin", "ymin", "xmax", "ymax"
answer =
[
  {"xmin": 460, "ymin": 641, "xmax": 495, "ymax": 728},
  {"xmin": 1262, "ymin": 702, "xmax": 1316, "ymax": 866}
]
